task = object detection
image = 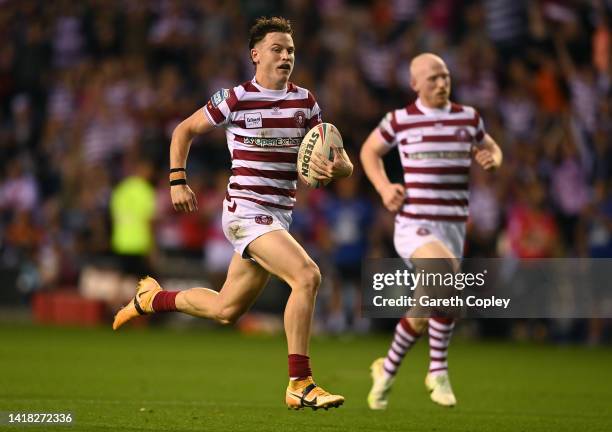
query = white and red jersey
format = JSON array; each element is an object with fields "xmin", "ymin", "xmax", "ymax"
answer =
[
  {"xmin": 377, "ymin": 98, "xmax": 485, "ymax": 223},
  {"xmin": 203, "ymin": 78, "xmax": 322, "ymax": 211}
]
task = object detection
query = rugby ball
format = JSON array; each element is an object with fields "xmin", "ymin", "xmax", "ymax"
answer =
[{"xmin": 297, "ymin": 122, "xmax": 343, "ymax": 188}]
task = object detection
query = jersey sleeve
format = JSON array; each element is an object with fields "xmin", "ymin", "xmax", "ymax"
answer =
[
  {"xmin": 307, "ymin": 91, "xmax": 322, "ymax": 129},
  {"xmin": 377, "ymin": 111, "xmax": 397, "ymax": 148},
  {"xmin": 203, "ymin": 87, "xmax": 238, "ymax": 127},
  {"xmin": 474, "ymin": 110, "xmax": 486, "ymax": 145}
]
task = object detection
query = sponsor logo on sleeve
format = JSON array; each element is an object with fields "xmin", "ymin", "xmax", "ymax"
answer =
[{"xmin": 211, "ymin": 88, "xmax": 230, "ymax": 107}]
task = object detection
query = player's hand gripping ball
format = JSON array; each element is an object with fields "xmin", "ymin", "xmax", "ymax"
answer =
[{"xmin": 297, "ymin": 123, "xmax": 344, "ymax": 188}]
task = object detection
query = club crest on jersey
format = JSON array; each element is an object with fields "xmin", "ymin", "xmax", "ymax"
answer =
[
  {"xmin": 272, "ymin": 106, "xmax": 281, "ymax": 115},
  {"xmin": 454, "ymin": 127, "xmax": 472, "ymax": 142},
  {"xmin": 255, "ymin": 215, "xmax": 273, "ymax": 225},
  {"xmin": 417, "ymin": 227, "xmax": 431, "ymax": 236},
  {"xmin": 294, "ymin": 110, "xmax": 306, "ymax": 127},
  {"xmin": 211, "ymin": 89, "xmax": 230, "ymax": 107},
  {"xmin": 245, "ymin": 112, "xmax": 263, "ymax": 128}
]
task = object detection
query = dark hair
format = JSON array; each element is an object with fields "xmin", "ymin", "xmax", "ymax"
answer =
[{"xmin": 248, "ymin": 16, "xmax": 293, "ymax": 50}]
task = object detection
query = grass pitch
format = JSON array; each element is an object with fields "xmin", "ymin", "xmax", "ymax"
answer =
[{"xmin": 1, "ymin": 323, "xmax": 611, "ymax": 431}]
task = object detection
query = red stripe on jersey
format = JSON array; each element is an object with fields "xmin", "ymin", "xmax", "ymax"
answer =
[
  {"xmin": 206, "ymin": 102, "xmax": 225, "ymax": 124},
  {"xmin": 450, "ymin": 103, "xmax": 464, "ymax": 113},
  {"xmin": 405, "ymin": 182, "xmax": 469, "ymax": 190},
  {"xmin": 229, "ymin": 183, "xmax": 296, "ymax": 197},
  {"xmin": 232, "ymin": 167, "xmax": 298, "ymax": 180},
  {"xmin": 233, "ymin": 149, "xmax": 297, "ymax": 163},
  {"xmin": 405, "ymin": 197, "xmax": 469, "ymax": 206},
  {"xmin": 228, "ymin": 194, "xmax": 294, "ymax": 210},
  {"xmin": 475, "ymin": 130, "xmax": 484, "ymax": 142},
  {"xmin": 226, "ymin": 88, "xmax": 238, "ymax": 110},
  {"xmin": 394, "ymin": 118, "xmax": 479, "ymax": 132},
  {"xmin": 390, "ymin": 111, "xmax": 400, "ymax": 133},
  {"xmin": 234, "ymin": 99, "xmax": 314, "ymax": 111},
  {"xmin": 402, "ymin": 152, "xmax": 471, "ymax": 160},
  {"xmin": 307, "ymin": 91, "xmax": 317, "ymax": 109},
  {"xmin": 399, "ymin": 211, "xmax": 468, "ymax": 222},
  {"xmin": 406, "ymin": 104, "xmax": 425, "ymax": 115},
  {"xmin": 405, "ymin": 134, "xmax": 474, "ymax": 143},
  {"xmin": 308, "ymin": 114, "xmax": 321, "ymax": 129},
  {"xmin": 380, "ymin": 128, "xmax": 393, "ymax": 142},
  {"xmin": 404, "ymin": 166, "xmax": 470, "ymax": 175},
  {"xmin": 233, "ymin": 117, "xmax": 304, "ymax": 129},
  {"xmin": 241, "ymin": 81, "xmax": 260, "ymax": 92}
]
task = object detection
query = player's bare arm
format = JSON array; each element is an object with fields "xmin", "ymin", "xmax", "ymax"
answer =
[
  {"xmin": 473, "ymin": 134, "xmax": 503, "ymax": 171},
  {"xmin": 360, "ymin": 129, "xmax": 404, "ymax": 212},
  {"xmin": 169, "ymin": 109, "xmax": 215, "ymax": 213},
  {"xmin": 310, "ymin": 146, "xmax": 353, "ymax": 180}
]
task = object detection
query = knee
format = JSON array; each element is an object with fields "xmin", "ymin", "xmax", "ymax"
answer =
[
  {"xmin": 291, "ymin": 261, "xmax": 321, "ymax": 296},
  {"xmin": 409, "ymin": 317, "xmax": 428, "ymax": 334},
  {"xmin": 215, "ymin": 307, "xmax": 242, "ymax": 326}
]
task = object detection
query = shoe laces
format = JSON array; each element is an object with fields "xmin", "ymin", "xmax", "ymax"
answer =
[{"xmin": 308, "ymin": 386, "xmax": 331, "ymax": 398}]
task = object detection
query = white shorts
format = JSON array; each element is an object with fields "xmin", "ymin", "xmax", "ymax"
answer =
[
  {"xmin": 393, "ymin": 217, "xmax": 466, "ymax": 260},
  {"xmin": 222, "ymin": 196, "xmax": 291, "ymax": 258}
]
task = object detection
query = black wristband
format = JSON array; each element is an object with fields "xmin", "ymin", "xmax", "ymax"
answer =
[
  {"xmin": 170, "ymin": 168, "xmax": 186, "ymax": 173},
  {"xmin": 170, "ymin": 179, "xmax": 187, "ymax": 186}
]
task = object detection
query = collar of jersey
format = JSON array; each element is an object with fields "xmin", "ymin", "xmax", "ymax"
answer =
[
  {"xmin": 251, "ymin": 77, "xmax": 296, "ymax": 94},
  {"xmin": 416, "ymin": 98, "xmax": 451, "ymax": 115}
]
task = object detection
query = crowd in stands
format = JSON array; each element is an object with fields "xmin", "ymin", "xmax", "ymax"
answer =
[{"xmin": 0, "ymin": 0, "xmax": 610, "ymax": 336}]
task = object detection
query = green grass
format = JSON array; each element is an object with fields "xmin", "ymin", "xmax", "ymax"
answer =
[{"xmin": 0, "ymin": 324, "xmax": 611, "ymax": 431}]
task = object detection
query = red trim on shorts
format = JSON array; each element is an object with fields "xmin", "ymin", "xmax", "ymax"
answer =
[{"xmin": 226, "ymin": 194, "xmax": 294, "ymax": 210}]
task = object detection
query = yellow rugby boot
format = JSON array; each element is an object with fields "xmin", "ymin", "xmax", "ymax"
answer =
[
  {"xmin": 285, "ymin": 377, "xmax": 344, "ymax": 411},
  {"xmin": 425, "ymin": 372, "xmax": 457, "ymax": 407},
  {"xmin": 112, "ymin": 276, "xmax": 162, "ymax": 330},
  {"xmin": 367, "ymin": 357, "xmax": 395, "ymax": 410}
]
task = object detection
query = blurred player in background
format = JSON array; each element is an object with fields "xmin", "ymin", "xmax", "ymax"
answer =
[
  {"xmin": 360, "ymin": 53, "xmax": 502, "ymax": 409},
  {"xmin": 113, "ymin": 17, "xmax": 352, "ymax": 410}
]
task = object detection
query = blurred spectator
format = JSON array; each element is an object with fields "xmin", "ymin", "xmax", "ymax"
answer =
[
  {"xmin": 322, "ymin": 174, "xmax": 373, "ymax": 333},
  {"xmin": 110, "ymin": 158, "xmax": 156, "ymax": 277},
  {"xmin": 587, "ymin": 179, "xmax": 612, "ymax": 257},
  {"xmin": 506, "ymin": 180, "xmax": 560, "ymax": 258}
]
